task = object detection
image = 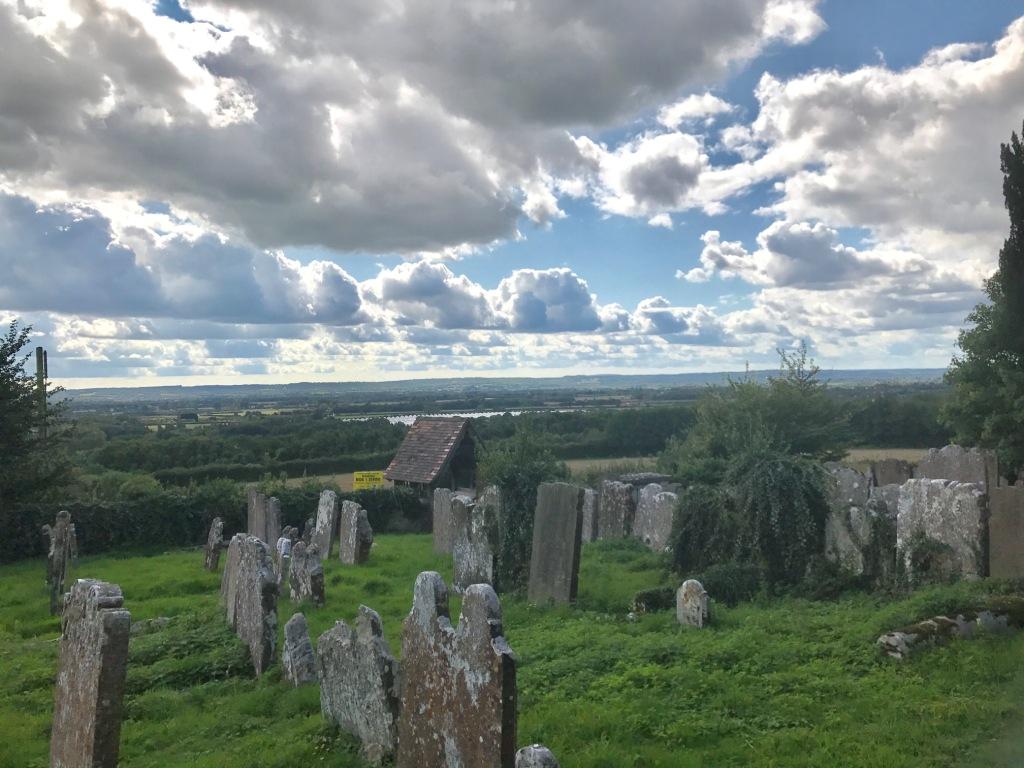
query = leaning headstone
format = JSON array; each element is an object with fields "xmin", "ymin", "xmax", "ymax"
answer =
[
  {"xmin": 914, "ymin": 445, "xmax": 1001, "ymax": 488},
  {"xmin": 432, "ymin": 487, "xmax": 455, "ymax": 554},
  {"xmin": 989, "ymin": 486, "xmax": 1024, "ymax": 579},
  {"xmin": 318, "ymin": 605, "xmax": 401, "ymax": 764},
  {"xmin": 516, "ymin": 744, "xmax": 560, "ymax": 767},
  {"xmin": 311, "ymin": 490, "xmax": 339, "ymax": 558},
  {"xmin": 282, "ymin": 613, "xmax": 317, "ymax": 687},
  {"xmin": 397, "ymin": 572, "xmax": 517, "ymax": 768},
  {"xmin": 204, "ymin": 517, "xmax": 226, "ymax": 571},
  {"xmin": 452, "ymin": 492, "xmax": 496, "ymax": 592},
  {"xmin": 528, "ymin": 483, "xmax": 584, "ymax": 605},
  {"xmin": 339, "ymin": 500, "xmax": 374, "ymax": 565},
  {"xmin": 580, "ymin": 487, "xmax": 599, "ymax": 543},
  {"xmin": 598, "ymin": 480, "xmax": 636, "ymax": 540},
  {"xmin": 633, "ymin": 483, "xmax": 677, "ymax": 552},
  {"xmin": 897, "ymin": 479, "xmax": 988, "ymax": 580},
  {"xmin": 220, "ymin": 534, "xmax": 278, "ymax": 676},
  {"xmin": 45, "ymin": 510, "xmax": 74, "ymax": 615},
  {"xmin": 872, "ymin": 458, "xmax": 913, "ymax": 487},
  {"xmin": 289, "ymin": 541, "xmax": 326, "ymax": 607},
  {"xmin": 676, "ymin": 579, "xmax": 709, "ymax": 628},
  {"xmin": 50, "ymin": 579, "xmax": 131, "ymax": 768}
]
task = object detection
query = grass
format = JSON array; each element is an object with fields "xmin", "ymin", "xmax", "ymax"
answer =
[{"xmin": 2, "ymin": 536, "xmax": 1024, "ymax": 767}]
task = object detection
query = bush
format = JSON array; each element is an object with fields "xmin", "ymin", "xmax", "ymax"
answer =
[
  {"xmin": 670, "ymin": 484, "xmax": 736, "ymax": 575},
  {"xmin": 630, "ymin": 586, "xmax": 676, "ymax": 614},
  {"xmin": 692, "ymin": 562, "xmax": 764, "ymax": 607}
]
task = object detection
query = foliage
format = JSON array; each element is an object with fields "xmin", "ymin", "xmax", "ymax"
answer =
[
  {"xmin": 630, "ymin": 586, "xmax": 676, "ymax": 614},
  {"xmin": 692, "ymin": 562, "xmax": 765, "ymax": 607},
  {"xmin": 846, "ymin": 390, "xmax": 951, "ymax": 448},
  {"xmin": 670, "ymin": 484, "xmax": 737, "ymax": 575},
  {"xmin": 477, "ymin": 425, "xmax": 569, "ymax": 592},
  {"xmin": 945, "ymin": 122, "xmax": 1024, "ymax": 482}
]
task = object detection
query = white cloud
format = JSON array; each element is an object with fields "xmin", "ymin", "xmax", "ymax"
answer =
[{"xmin": 657, "ymin": 93, "xmax": 734, "ymax": 129}]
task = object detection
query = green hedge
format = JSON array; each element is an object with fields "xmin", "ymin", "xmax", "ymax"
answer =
[{"xmin": 152, "ymin": 452, "xmax": 394, "ymax": 485}]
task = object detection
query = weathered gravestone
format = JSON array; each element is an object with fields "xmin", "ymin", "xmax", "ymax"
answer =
[
  {"xmin": 220, "ymin": 534, "xmax": 278, "ymax": 676},
  {"xmin": 246, "ymin": 489, "xmax": 282, "ymax": 545},
  {"xmin": 282, "ymin": 613, "xmax": 317, "ymax": 687},
  {"xmin": 318, "ymin": 605, "xmax": 401, "ymax": 764},
  {"xmin": 528, "ymin": 483, "xmax": 584, "ymax": 605},
  {"xmin": 301, "ymin": 516, "xmax": 315, "ymax": 545},
  {"xmin": 452, "ymin": 491, "xmax": 497, "ymax": 592},
  {"xmin": 312, "ymin": 490, "xmax": 339, "ymax": 558},
  {"xmin": 44, "ymin": 510, "xmax": 75, "ymax": 615},
  {"xmin": 897, "ymin": 479, "xmax": 989, "ymax": 581},
  {"xmin": 914, "ymin": 445, "xmax": 1001, "ymax": 488},
  {"xmin": 288, "ymin": 541, "xmax": 326, "ymax": 607},
  {"xmin": 516, "ymin": 744, "xmax": 560, "ymax": 767},
  {"xmin": 989, "ymin": 486, "xmax": 1024, "ymax": 579},
  {"xmin": 432, "ymin": 488, "xmax": 455, "ymax": 554},
  {"xmin": 676, "ymin": 579, "xmax": 709, "ymax": 628},
  {"xmin": 598, "ymin": 480, "xmax": 636, "ymax": 540},
  {"xmin": 823, "ymin": 465, "xmax": 872, "ymax": 575},
  {"xmin": 50, "ymin": 579, "xmax": 131, "ymax": 768},
  {"xmin": 580, "ymin": 487, "xmax": 598, "ymax": 543},
  {"xmin": 339, "ymin": 500, "xmax": 374, "ymax": 565},
  {"xmin": 633, "ymin": 483, "xmax": 678, "ymax": 552},
  {"xmin": 872, "ymin": 458, "xmax": 913, "ymax": 487},
  {"xmin": 204, "ymin": 517, "xmax": 226, "ymax": 572},
  {"xmin": 397, "ymin": 572, "xmax": 517, "ymax": 768}
]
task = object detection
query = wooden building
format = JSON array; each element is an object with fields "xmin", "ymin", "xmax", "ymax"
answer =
[{"xmin": 384, "ymin": 417, "xmax": 477, "ymax": 495}]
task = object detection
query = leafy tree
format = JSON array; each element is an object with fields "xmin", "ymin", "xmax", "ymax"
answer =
[
  {"xmin": 0, "ymin": 321, "xmax": 70, "ymax": 514},
  {"xmin": 944, "ymin": 122, "xmax": 1024, "ymax": 481}
]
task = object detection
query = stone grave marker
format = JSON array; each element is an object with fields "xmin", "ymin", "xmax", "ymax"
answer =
[
  {"xmin": 452, "ymin": 491, "xmax": 497, "ymax": 592},
  {"xmin": 871, "ymin": 458, "xmax": 913, "ymax": 487},
  {"xmin": 633, "ymin": 483, "xmax": 677, "ymax": 552},
  {"xmin": 516, "ymin": 745, "xmax": 560, "ymax": 767},
  {"xmin": 288, "ymin": 541, "xmax": 326, "ymax": 607},
  {"xmin": 282, "ymin": 613, "xmax": 317, "ymax": 687},
  {"xmin": 339, "ymin": 500, "xmax": 374, "ymax": 565},
  {"xmin": 897, "ymin": 479, "xmax": 988, "ymax": 580},
  {"xmin": 914, "ymin": 445, "xmax": 1001, "ymax": 488},
  {"xmin": 311, "ymin": 489, "xmax": 339, "ymax": 558},
  {"xmin": 204, "ymin": 517, "xmax": 226, "ymax": 571},
  {"xmin": 528, "ymin": 483, "xmax": 584, "ymax": 605},
  {"xmin": 676, "ymin": 579, "xmax": 709, "ymax": 628},
  {"xmin": 598, "ymin": 480, "xmax": 636, "ymax": 540},
  {"xmin": 989, "ymin": 486, "xmax": 1024, "ymax": 579},
  {"xmin": 432, "ymin": 488, "xmax": 455, "ymax": 554},
  {"xmin": 44, "ymin": 510, "xmax": 75, "ymax": 615},
  {"xmin": 220, "ymin": 534, "xmax": 279, "ymax": 676},
  {"xmin": 580, "ymin": 487, "xmax": 598, "ymax": 543}
]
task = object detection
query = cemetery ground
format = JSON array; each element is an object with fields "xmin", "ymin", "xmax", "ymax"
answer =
[{"xmin": 3, "ymin": 539, "xmax": 1024, "ymax": 767}]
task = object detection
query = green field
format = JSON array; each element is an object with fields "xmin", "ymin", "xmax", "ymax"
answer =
[{"xmin": 2, "ymin": 536, "xmax": 1024, "ymax": 767}]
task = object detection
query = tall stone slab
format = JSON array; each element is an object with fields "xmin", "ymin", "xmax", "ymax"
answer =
[
  {"xmin": 897, "ymin": 479, "xmax": 989, "ymax": 580},
  {"xmin": 247, "ymin": 488, "xmax": 267, "ymax": 541},
  {"xmin": 872, "ymin": 458, "xmax": 913, "ymax": 487},
  {"xmin": 823, "ymin": 465, "xmax": 873, "ymax": 575},
  {"xmin": 528, "ymin": 483, "xmax": 584, "ymax": 605},
  {"xmin": 282, "ymin": 613, "xmax": 317, "ymax": 687},
  {"xmin": 220, "ymin": 534, "xmax": 279, "ymax": 676},
  {"xmin": 397, "ymin": 573, "xmax": 516, "ymax": 768},
  {"xmin": 318, "ymin": 605, "xmax": 401, "ymax": 764},
  {"xmin": 914, "ymin": 445, "xmax": 1001, "ymax": 488},
  {"xmin": 633, "ymin": 483, "xmax": 677, "ymax": 552},
  {"xmin": 339, "ymin": 500, "xmax": 374, "ymax": 565},
  {"xmin": 50, "ymin": 579, "xmax": 130, "ymax": 768},
  {"xmin": 516, "ymin": 745, "xmax": 560, "ymax": 767},
  {"xmin": 580, "ymin": 488, "xmax": 598, "ymax": 543},
  {"xmin": 265, "ymin": 497, "xmax": 282, "ymax": 551},
  {"xmin": 598, "ymin": 480, "xmax": 636, "ymax": 540},
  {"xmin": 432, "ymin": 488, "xmax": 455, "ymax": 554},
  {"xmin": 311, "ymin": 490, "xmax": 339, "ymax": 558},
  {"xmin": 204, "ymin": 517, "xmax": 226, "ymax": 571},
  {"xmin": 676, "ymin": 579, "xmax": 709, "ymax": 628},
  {"xmin": 989, "ymin": 486, "xmax": 1024, "ymax": 579},
  {"xmin": 44, "ymin": 510, "xmax": 74, "ymax": 615},
  {"xmin": 288, "ymin": 541, "xmax": 326, "ymax": 607},
  {"xmin": 452, "ymin": 491, "xmax": 497, "ymax": 593}
]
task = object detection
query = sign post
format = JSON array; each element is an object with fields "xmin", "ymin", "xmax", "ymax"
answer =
[{"xmin": 353, "ymin": 471, "xmax": 386, "ymax": 490}]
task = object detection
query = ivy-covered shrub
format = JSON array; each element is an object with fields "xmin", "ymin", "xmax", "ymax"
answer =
[
  {"xmin": 631, "ymin": 586, "xmax": 676, "ymax": 613},
  {"xmin": 693, "ymin": 562, "xmax": 764, "ymax": 606},
  {"xmin": 670, "ymin": 484, "xmax": 736, "ymax": 575}
]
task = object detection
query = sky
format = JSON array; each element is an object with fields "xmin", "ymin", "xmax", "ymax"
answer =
[{"xmin": 2, "ymin": 0, "xmax": 1024, "ymax": 388}]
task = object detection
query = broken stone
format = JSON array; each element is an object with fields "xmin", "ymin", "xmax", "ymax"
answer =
[
  {"xmin": 339, "ymin": 500, "xmax": 374, "ymax": 565},
  {"xmin": 633, "ymin": 483, "xmax": 677, "ymax": 552},
  {"xmin": 452, "ymin": 492, "xmax": 496, "ymax": 592},
  {"xmin": 311, "ymin": 490, "xmax": 339, "ymax": 558},
  {"xmin": 580, "ymin": 487, "xmax": 598, "ymax": 543},
  {"xmin": 204, "ymin": 517, "xmax": 226, "ymax": 572},
  {"xmin": 45, "ymin": 510, "xmax": 74, "ymax": 616},
  {"xmin": 220, "ymin": 534, "xmax": 278, "ymax": 676},
  {"xmin": 897, "ymin": 479, "xmax": 988, "ymax": 580},
  {"xmin": 288, "ymin": 541, "xmax": 326, "ymax": 607},
  {"xmin": 977, "ymin": 610, "xmax": 1011, "ymax": 634},
  {"xmin": 397, "ymin": 572, "xmax": 517, "ymax": 768},
  {"xmin": 871, "ymin": 458, "xmax": 913, "ymax": 487},
  {"xmin": 516, "ymin": 745, "xmax": 560, "ymax": 767},
  {"xmin": 282, "ymin": 613, "xmax": 317, "ymax": 687},
  {"xmin": 914, "ymin": 444, "xmax": 1001, "ymax": 489},
  {"xmin": 318, "ymin": 605, "xmax": 401, "ymax": 764},
  {"xmin": 598, "ymin": 480, "xmax": 636, "ymax": 540},
  {"xmin": 528, "ymin": 483, "xmax": 584, "ymax": 605},
  {"xmin": 676, "ymin": 579, "xmax": 709, "ymax": 628},
  {"xmin": 432, "ymin": 487, "xmax": 455, "ymax": 554},
  {"xmin": 50, "ymin": 579, "xmax": 131, "ymax": 768},
  {"xmin": 989, "ymin": 486, "xmax": 1024, "ymax": 579}
]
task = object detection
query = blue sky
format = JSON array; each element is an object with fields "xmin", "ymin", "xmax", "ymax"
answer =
[{"xmin": 2, "ymin": 0, "xmax": 1023, "ymax": 385}]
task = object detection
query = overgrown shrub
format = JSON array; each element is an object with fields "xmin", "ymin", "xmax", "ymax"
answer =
[
  {"xmin": 670, "ymin": 484, "xmax": 736, "ymax": 575},
  {"xmin": 630, "ymin": 586, "xmax": 676, "ymax": 613},
  {"xmin": 692, "ymin": 562, "xmax": 764, "ymax": 606}
]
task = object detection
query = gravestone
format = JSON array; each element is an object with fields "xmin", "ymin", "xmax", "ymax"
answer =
[
  {"xmin": 452, "ymin": 492, "xmax": 497, "ymax": 592},
  {"xmin": 676, "ymin": 579, "xmax": 709, "ymax": 628},
  {"xmin": 897, "ymin": 479, "xmax": 989, "ymax": 580},
  {"xmin": 528, "ymin": 483, "xmax": 584, "ymax": 605},
  {"xmin": 989, "ymin": 486, "xmax": 1024, "ymax": 579},
  {"xmin": 265, "ymin": 497, "xmax": 282, "ymax": 550},
  {"xmin": 432, "ymin": 488, "xmax": 455, "ymax": 554},
  {"xmin": 318, "ymin": 605, "xmax": 401, "ymax": 764},
  {"xmin": 872, "ymin": 458, "xmax": 913, "ymax": 487},
  {"xmin": 339, "ymin": 500, "xmax": 374, "ymax": 565},
  {"xmin": 220, "ymin": 534, "xmax": 278, "ymax": 676},
  {"xmin": 633, "ymin": 483, "xmax": 677, "ymax": 552},
  {"xmin": 516, "ymin": 745, "xmax": 560, "ymax": 767},
  {"xmin": 580, "ymin": 488, "xmax": 598, "ymax": 543},
  {"xmin": 598, "ymin": 480, "xmax": 636, "ymax": 540},
  {"xmin": 301, "ymin": 516, "xmax": 315, "ymax": 545},
  {"xmin": 311, "ymin": 490, "xmax": 339, "ymax": 558},
  {"xmin": 825, "ymin": 463, "xmax": 870, "ymax": 508},
  {"xmin": 44, "ymin": 510, "xmax": 74, "ymax": 615},
  {"xmin": 289, "ymin": 541, "xmax": 326, "ymax": 607},
  {"xmin": 823, "ymin": 465, "xmax": 872, "ymax": 575},
  {"xmin": 397, "ymin": 572, "xmax": 517, "ymax": 768},
  {"xmin": 247, "ymin": 488, "xmax": 266, "ymax": 541},
  {"xmin": 914, "ymin": 445, "xmax": 1001, "ymax": 488},
  {"xmin": 204, "ymin": 517, "xmax": 226, "ymax": 571},
  {"xmin": 282, "ymin": 613, "xmax": 317, "ymax": 687},
  {"xmin": 50, "ymin": 579, "xmax": 131, "ymax": 768}
]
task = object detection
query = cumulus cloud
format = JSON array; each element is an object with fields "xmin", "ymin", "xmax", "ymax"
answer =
[{"xmin": 657, "ymin": 93, "xmax": 735, "ymax": 129}]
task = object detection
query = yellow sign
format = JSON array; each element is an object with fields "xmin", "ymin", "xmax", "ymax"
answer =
[{"xmin": 353, "ymin": 471, "xmax": 386, "ymax": 490}]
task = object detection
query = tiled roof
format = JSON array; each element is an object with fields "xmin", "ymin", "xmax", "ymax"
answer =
[{"xmin": 385, "ymin": 417, "xmax": 469, "ymax": 484}]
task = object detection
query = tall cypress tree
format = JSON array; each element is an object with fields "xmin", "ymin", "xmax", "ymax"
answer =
[{"xmin": 944, "ymin": 122, "xmax": 1024, "ymax": 481}]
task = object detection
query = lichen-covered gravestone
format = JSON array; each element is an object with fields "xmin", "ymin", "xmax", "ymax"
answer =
[
  {"xmin": 44, "ymin": 510, "xmax": 75, "ymax": 615},
  {"xmin": 987, "ymin": 486, "xmax": 1024, "ymax": 578},
  {"xmin": 204, "ymin": 517, "xmax": 226, "ymax": 571},
  {"xmin": 676, "ymin": 579, "xmax": 709, "ymax": 628},
  {"xmin": 452, "ymin": 491, "xmax": 497, "ymax": 592},
  {"xmin": 288, "ymin": 541, "xmax": 326, "ymax": 607},
  {"xmin": 633, "ymin": 483, "xmax": 678, "ymax": 552},
  {"xmin": 311, "ymin": 489, "xmax": 339, "ymax": 558},
  {"xmin": 432, "ymin": 487, "xmax": 455, "ymax": 554},
  {"xmin": 897, "ymin": 479, "xmax": 988, "ymax": 580},
  {"xmin": 50, "ymin": 579, "xmax": 131, "ymax": 768},
  {"xmin": 318, "ymin": 605, "xmax": 401, "ymax": 764},
  {"xmin": 220, "ymin": 534, "xmax": 279, "ymax": 676},
  {"xmin": 282, "ymin": 613, "xmax": 317, "ymax": 687},
  {"xmin": 823, "ymin": 465, "xmax": 872, "ymax": 575},
  {"xmin": 397, "ymin": 572, "xmax": 517, "ymax": 768},
  {"xmin": 339, "ymin": 500, "xmax": 374, "ymax": 565},
  {"xmin": 580, "ymin": 487, "xmax": 598, "ymax": 543},
  {"xmin": 914, "ymin": 444, "xmax": 1001, "ymax": 488},
  {"xmin": 516, "ymin": 745, "xmax": 560, "ymax": 767},
  {"xmin": 528, "ymin": 483, "xmax": 584, "ymax": 605},
  {"xmin": 598, "ymin": 480, "xmax": 636, "ymax": 540},
  {"xmin": 246, "ymin": 489, "xmax": 282, "ymax": 545}
]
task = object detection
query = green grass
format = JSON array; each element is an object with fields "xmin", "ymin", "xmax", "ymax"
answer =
[{"xmin": 2, "ymin": 536, "xmax": 1024, "ymax": 767}]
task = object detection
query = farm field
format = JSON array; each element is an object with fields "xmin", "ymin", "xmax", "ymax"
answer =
[{"xmin": 3, "ymin": 536, "xmax": 1024, "ymax": 767}]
